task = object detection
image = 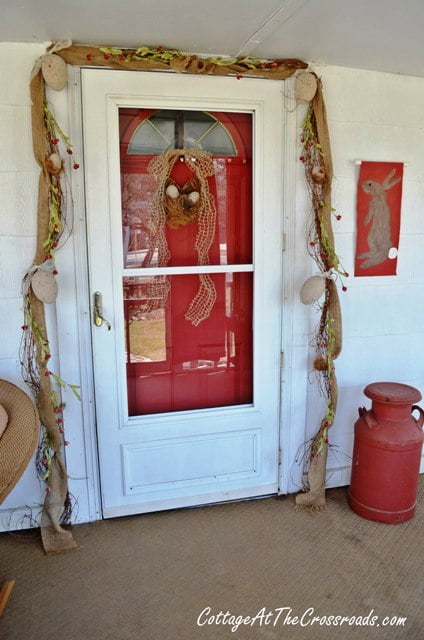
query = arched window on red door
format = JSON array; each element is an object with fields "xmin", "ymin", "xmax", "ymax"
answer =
[{"xmin": 119, "ymin": 108, "xmax": 254, "ymax": 416}]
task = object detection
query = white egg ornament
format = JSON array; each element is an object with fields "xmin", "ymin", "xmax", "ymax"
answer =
[
  {"xmin": 165, "ymin": 184, "xmax": 179, "ymax": 199},
  {"xmin": 31, "ymin": 269, "xmax": 58, "ymax": 304},
  {"xmin": 41, "ymin": 53, "xmax": 68, "ymax": 91},
  {"xmin": 294, "ymin": 72, "xmax": 318, "ymax": 103},
  {"xmin": 300, "ymin": 274, "xmax": 327, "ymax": 305},
  {"xmin": 187, "ymin": 191, "xmax": 200, "ymax": 206}
]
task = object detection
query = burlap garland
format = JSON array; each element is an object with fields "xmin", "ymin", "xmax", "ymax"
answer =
[
  {"xmin": 312, "ymin": 80, "xmax": 334, "ymax": 255},
  {"xmin": 295, "ymin": 77, "xmax": 342, "ymax": 510},
  {"xmin": 56, "ymin": 44, "xmax": 307, "ymax": 80},
  {"xmin": 30, "ymin": 71, "xmax": 78, "ymax": 554},
  {"xmin": 295, "ymin": 445, "xmax": 328, "ymax": 512},
  {"xmin": 26, "ymin": 42, "xmax": 342, "ymax": 537},
  {"xmin": 328, "ymin": 279, "xmax": 342, "ymax": 360}
]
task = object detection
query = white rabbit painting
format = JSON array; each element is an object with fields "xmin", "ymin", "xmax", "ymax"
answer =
[{"xmin": 355, "ymin": 164, "xmax": 403, "ymax": 275}]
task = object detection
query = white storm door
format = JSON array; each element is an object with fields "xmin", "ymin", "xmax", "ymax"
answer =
[{"xmin": 82, "ymin": 69, "xmax": 283, "ymax": 518}]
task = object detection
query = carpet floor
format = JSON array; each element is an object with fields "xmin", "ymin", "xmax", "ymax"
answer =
[{"xmin": 0, "ymin": 482, "xmax": 423, "ymax": 640}]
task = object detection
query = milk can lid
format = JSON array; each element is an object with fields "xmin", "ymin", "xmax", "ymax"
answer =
[{"xmin": 364, "ymin": 382, "xmax": 422, "ymax": 404}]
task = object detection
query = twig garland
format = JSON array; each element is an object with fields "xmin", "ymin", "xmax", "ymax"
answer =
[
  {"xmin": 23, "ymin": 41, "xmax": 310, "ymax": 551},
  {"xmin": 295, "ymin": 76, "xmax": 347, "ymax": 509},
  {"xmin": 21, "ymin": 101, "xmax": 81, "ymax": 493},
  {"xmin": 24, "ymin": 70, "xmax": 81, "ymax": 551},
  {"xmin": 56, "ymin": 43, "xmax": 306, "ymax": 81},
  {"xmin": 95, "ymin": 44, "xmax": 294, "ymax": 71}
]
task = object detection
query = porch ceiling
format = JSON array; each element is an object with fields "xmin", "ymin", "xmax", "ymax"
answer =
[{"xmin": 2, "ymin": 0, "xmax": 424, "ymax": 78}]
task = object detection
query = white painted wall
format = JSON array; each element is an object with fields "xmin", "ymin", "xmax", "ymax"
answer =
[
  {"xmin": 0, "ymin": 44, "xmax": 99, "ymax": 529},
  {"xmin": 0, "ymin": 43, "xmax": 423, "ymax": 527},
  {"xmin": 289, "ymin": 65, "xmax": 424, "ymax": 491},
  {"xmin": 0, "ymin": 43, "xmax": 46, "ymax": 529}
]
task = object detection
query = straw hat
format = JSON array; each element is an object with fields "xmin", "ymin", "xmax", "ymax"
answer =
[
  {"xmin": 0, "ymin": 404, "xmax": 7, "ymax": 438},
  {"xmin": 0, "ymin": 380, "xmax": 40, "ymax": 505}
]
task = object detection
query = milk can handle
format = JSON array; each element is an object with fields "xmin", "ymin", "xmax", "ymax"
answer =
[
  {"xmin": 411, "ymin": 405, "xmax": 424, "ymax": 430},
  {"xmin": 358, "ymin": 406, "xmax": 377, "ymax": 428}
]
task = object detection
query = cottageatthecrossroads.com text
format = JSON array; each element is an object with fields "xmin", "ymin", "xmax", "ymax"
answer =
[{"xmin": 196, "ymin": 606, "xmax": 407, "ymax": 632}]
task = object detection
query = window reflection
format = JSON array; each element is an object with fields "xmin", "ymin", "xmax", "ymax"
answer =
[
  {"xmin": 121, "ymin": 156, "xmax": 252, "ymax": 269},
  {"xmin": 124, "ymin": 280, "xmax": 166, "ymax": 363}
]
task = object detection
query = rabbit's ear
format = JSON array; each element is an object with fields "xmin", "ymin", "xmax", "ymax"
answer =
[
  {"xmin": 385, "ymin": 175, "xmax": 401, "ymax": 190},
  {"xmin": 382, "ymin": 169, "xmax": 401, "ymax": 190}
]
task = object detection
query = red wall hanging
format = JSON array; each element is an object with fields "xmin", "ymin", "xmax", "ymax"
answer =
[{"xmin": 355, "ymin": 161, "xmax": 404, "ymax": 276}]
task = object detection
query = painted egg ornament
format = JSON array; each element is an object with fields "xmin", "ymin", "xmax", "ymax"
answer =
[
  {"xmin": 41, "ymin": 53, "xmax": 68, "ymax": 91},
  {"xmin": 165, "ymin": 184, "xmax": 179, "ymax": 199},
  {"xmin": 294, "ymin": 72, "xmax": 318, "ymax": 102},
  {"xmin": 311, "ymin": 166, "xmax": 326, "ymax": 184},
  {"xmin": 31, "ymin": 269, "xmax": 58, "ymax": 304},
  {"xmin": 300, "ymin": 274, "xmax": 326, "ymax": 305}
]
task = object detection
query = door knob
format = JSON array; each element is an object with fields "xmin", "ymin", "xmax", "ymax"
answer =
[{"xmin": 93, "ymin": 291, "xmax": 112, "ymax": 330}]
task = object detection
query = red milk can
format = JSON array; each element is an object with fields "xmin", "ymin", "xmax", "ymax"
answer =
[{"xmin": 348, "ymin": 382, "xmax": 424, "ymax": 523}]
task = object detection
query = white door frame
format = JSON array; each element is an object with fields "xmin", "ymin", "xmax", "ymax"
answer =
[{"xmin": 53, "ymin": 66, "xmax": 301, "ymax": 523}]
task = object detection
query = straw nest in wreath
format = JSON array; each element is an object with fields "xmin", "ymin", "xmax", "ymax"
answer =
[{"xmin": 165, "ymin": 177, "xmax": 201, "ymax": 228}]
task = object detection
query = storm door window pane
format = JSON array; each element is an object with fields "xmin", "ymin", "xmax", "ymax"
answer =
[
  {"xmin": 120, "ymin": 108, "xmax": 254, "ymax": 417},
  {"xmin": 124, "ymin": 273, "xmax": 253, "ymax": 415},
  {"xmin": 121, "ymin": 156, "xmax": 252, "ymax": 269}
]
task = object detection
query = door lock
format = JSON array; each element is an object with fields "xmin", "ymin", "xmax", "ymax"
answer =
[{"xmin": 93, "ymin": 291, "xmax": 112, "ymax": 330}]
